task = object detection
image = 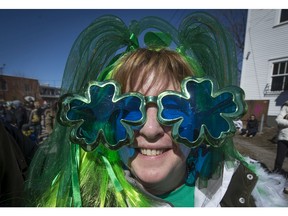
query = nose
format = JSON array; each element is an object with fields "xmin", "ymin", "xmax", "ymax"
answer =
[{"xmin": 139, "ymin": 105, "xmax": 165, "ymax": 142}]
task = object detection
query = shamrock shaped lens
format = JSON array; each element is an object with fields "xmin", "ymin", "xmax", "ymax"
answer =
[
  {"xmin": 58, "ymin": 80, "xmax": 146, "ymax": 151},
  {"xmin": 158, "ymin": 77, "xmax": 245, "ymax": 148},
  {"xmin": 58, "ymin": 77, "xmax": 246, "ymax": 151}
]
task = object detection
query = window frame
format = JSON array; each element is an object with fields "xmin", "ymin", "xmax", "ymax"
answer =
[
  {"xmin": 280, "ymin": 9, "xmax": 288, "ymax": 24},
  {"xmin": 274, "ymin": 9, "xmax": 288, "ymax": 27},
  {"xmin": 270, "ymin": 60, "xmax": 288, "ymax": 92}
]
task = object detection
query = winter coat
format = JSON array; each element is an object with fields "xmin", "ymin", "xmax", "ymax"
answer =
[
  {"xmin": 246, "ymin": 119, "xmax": 258, "ymax": 134},
  {"xmin": 124, "ymin": 158, "xmax": 288, "ymax": 207},
  {"xmin": 0, "ymin": 123, "xmax": 27, "ymax": 206},
  {"xmin": 276, "ymin": 104, "xmax": 288, "ymax": 141}
]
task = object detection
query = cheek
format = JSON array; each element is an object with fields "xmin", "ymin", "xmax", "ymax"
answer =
[{"xmin": 167, "ymin": 127, "xmax": 191, "ymax": 160}]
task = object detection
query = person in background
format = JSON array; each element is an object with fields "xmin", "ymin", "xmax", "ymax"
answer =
[
  {"xmin": 233, "ymin": 119, "xmax": 243, "ymax": 132},
  {"xmin": 0, "ymin": 120, "xmax": 38, "ymax": 206},
  {"xmin": 273, "ymin": 101, "xmax": 288, "ymax": 194},
  {"xmin": 3, "ymin": 102, "xmax": 17, "ymax": 127},
  {"xmin": 0, "ymin": 122, "xmax": 26, "ymax": 206},
  {"xmin": 44, "ymin": 101, "xmax": 58, "ymax": 135},
  {"xmin": 29, "ymin": 101, "xmax": 43, "ymax": 140},
  {"xmin": 3, "ymin": 121, "xmax": 39, "ymax": 167},
  {"xmin": 0, "ymin": 103, "xmax": 5, "ymax": 122},
  {"xmin": 24, "ymin": 12, "xmax": 288, "ymax": 207},
  {"xmin": 239, "ymin": 114, "xmax": 259, "ymax": 137},
  {"xmin": 13, "ymin": 100, "xmax": 29, "ymax": 130},
  {"xmin": 22, "ymin": 123, "xmax": 38, "ymax": 143}
]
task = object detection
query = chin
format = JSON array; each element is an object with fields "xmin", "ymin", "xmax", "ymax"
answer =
[{"xmin": 134, "ymin": 169, "xmax": 168, "ymax": 185}]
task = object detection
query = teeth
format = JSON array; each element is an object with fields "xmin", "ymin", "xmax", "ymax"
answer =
[{"xmin": 140, "ymin": 149, "xmax": 165, "ymax": 156}]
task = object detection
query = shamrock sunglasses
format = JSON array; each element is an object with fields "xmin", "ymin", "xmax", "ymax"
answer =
[{"xmin": 57, "ymin": 76, "xmax": 246, "ymax": 152}]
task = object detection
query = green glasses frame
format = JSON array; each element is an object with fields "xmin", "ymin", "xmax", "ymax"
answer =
[{"xmin": 57, "ymin": 76, "xmax": 246, "ymax": 151}]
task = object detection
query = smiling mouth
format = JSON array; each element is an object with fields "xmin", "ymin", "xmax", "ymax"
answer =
[{"xmin": 139, "ymin": 148, "xmax": 169, "ymax": 156}]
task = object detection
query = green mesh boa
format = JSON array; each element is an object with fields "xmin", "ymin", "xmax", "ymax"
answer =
[{"xmin": 25, "ymin": 12, "xmax": 248, "ymax": 207}]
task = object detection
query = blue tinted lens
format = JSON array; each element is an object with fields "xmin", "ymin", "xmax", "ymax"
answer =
[
  {"xmin": 113, "ymin": 96, "xmax": 143, "ymax": 145},
  {"xmin": 66, "ymin": 83, "xmax": 144, "ymax": 148},
  {"xmin": 160, "ymin": 79, "xmax": 236, "ymax": 143},
  {"xmin": 189, "ymin": 81, "xmax": 235, "ymax": 138},
  {"xmin": 161, "ymin": 95, "xmax": 196, "ymax": 142}
]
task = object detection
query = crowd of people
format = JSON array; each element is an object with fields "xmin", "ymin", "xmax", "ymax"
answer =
[
  {"xmin": 234, "ymin": 109, "xmax": 288, "ymax": 194},
  {"xmin": 0, "ymin": 98, "xmax": 58, "ymax": 206},
  {"xmin": 0, "ymin": 99, "xmax": 57, "ymax": 143}
]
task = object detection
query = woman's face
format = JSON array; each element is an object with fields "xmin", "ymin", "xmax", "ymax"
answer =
[{"xmin": 127, "ymin": 70, "xmax": 189, "ymax": 195}]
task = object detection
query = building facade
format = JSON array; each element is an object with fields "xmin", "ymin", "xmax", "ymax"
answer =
[
  {"xmin": 240, "ymin": 9, "xmax": 288, "ymax": 126},
  {"xmin": 0, "ymin": 74, "xmax": 60, "ymax": 106},
  {"xmin": 0, "ymin": 75, "xmax": 41, "ymax": 103},
  {"xmin": 40, "ymin": 85, "xmax": 61, "ymax": 106}
]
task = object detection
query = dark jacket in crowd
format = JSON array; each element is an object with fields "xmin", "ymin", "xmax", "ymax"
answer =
[
  {"xmin": 15, "ymin": 106, "xmax": 28, "ymax": 130},
  {"xmin": 246, "ymin": 119, "xmax": 259, "ymax": 134},
  {"xmin": 0, "ymin": 122, "xmax": 38, "ymax": 206}
]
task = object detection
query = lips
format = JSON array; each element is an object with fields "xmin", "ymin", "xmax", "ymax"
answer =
[{"xmin": 139, "ymin": 148, "xmax": 169, "ymax": 156}]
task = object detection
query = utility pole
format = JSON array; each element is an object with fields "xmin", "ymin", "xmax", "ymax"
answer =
[{"xmin": 0, "ymin": 64, "xmax": 5, "ymax": 75}]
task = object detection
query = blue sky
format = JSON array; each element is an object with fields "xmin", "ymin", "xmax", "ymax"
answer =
[{"xmin": 0, "ymin": 9, "xmax": 246, "ymax": 87}]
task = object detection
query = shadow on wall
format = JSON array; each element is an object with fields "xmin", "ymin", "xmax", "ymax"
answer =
[{"xmin": 275, "ymin": 91, "xmax": 288, "ymax": 107}]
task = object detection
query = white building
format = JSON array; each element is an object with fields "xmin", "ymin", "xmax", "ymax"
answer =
[{"xmin": 240, "ymin": 9, "xmax": 288, "ymax": 126}]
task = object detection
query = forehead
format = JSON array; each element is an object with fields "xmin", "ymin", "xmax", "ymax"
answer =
[
  {"xmin": 112, "ymin": 49, "xmax": 194, "ymax": 95},
  {"xmin": 131, "ymin": 69, "xmax": 180, "ymax": 96}
]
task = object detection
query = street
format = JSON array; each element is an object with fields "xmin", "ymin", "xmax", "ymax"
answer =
[{"xmin": 233, "ymin": 126, "xmax": 288, "ymax": 172}]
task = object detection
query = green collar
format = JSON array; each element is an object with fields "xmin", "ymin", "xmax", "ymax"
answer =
[{"xmin": 157, "ymin": 184, "xmax": 195, "ymax": 207}]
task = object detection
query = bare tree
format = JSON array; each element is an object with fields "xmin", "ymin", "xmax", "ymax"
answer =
[
  {"xmin": 214, "ymin": 10, "xmax": 248, "ymax": 84},
  {"xmin": 221, "ymin": 10, "xmax": 247, "ymax": 53},
  {"xmin": 220, "ymin": 10, "xmax": 248, "ymax": 72}
]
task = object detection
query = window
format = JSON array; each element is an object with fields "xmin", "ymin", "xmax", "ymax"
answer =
[
  {"xmin": 280, "ymin": 9, "xmax": 288, "ymax": 23},
  {"xmin": 25, "ymin": 84, "xmax": 31, "ymax": 93},
  {"xmin": 0, "ymin": 79, "xmax": 7, "ymax": 91},
  {"xmin": 271, "ymin": 61, "xmax": 288, "ymax": 91}
]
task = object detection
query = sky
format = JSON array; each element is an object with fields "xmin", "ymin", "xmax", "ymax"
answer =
[{"xmin": 0, "ymin": 9, "xmax": 247, "ymax": 87}]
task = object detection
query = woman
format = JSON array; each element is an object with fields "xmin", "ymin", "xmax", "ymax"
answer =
[
  {"xmin": 240, "ymin": 114, "xmax": 258, "ymax": 137},
  {"xmin": 24, "ymin": 12, "xmax": 288, "ymax": 207}
]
